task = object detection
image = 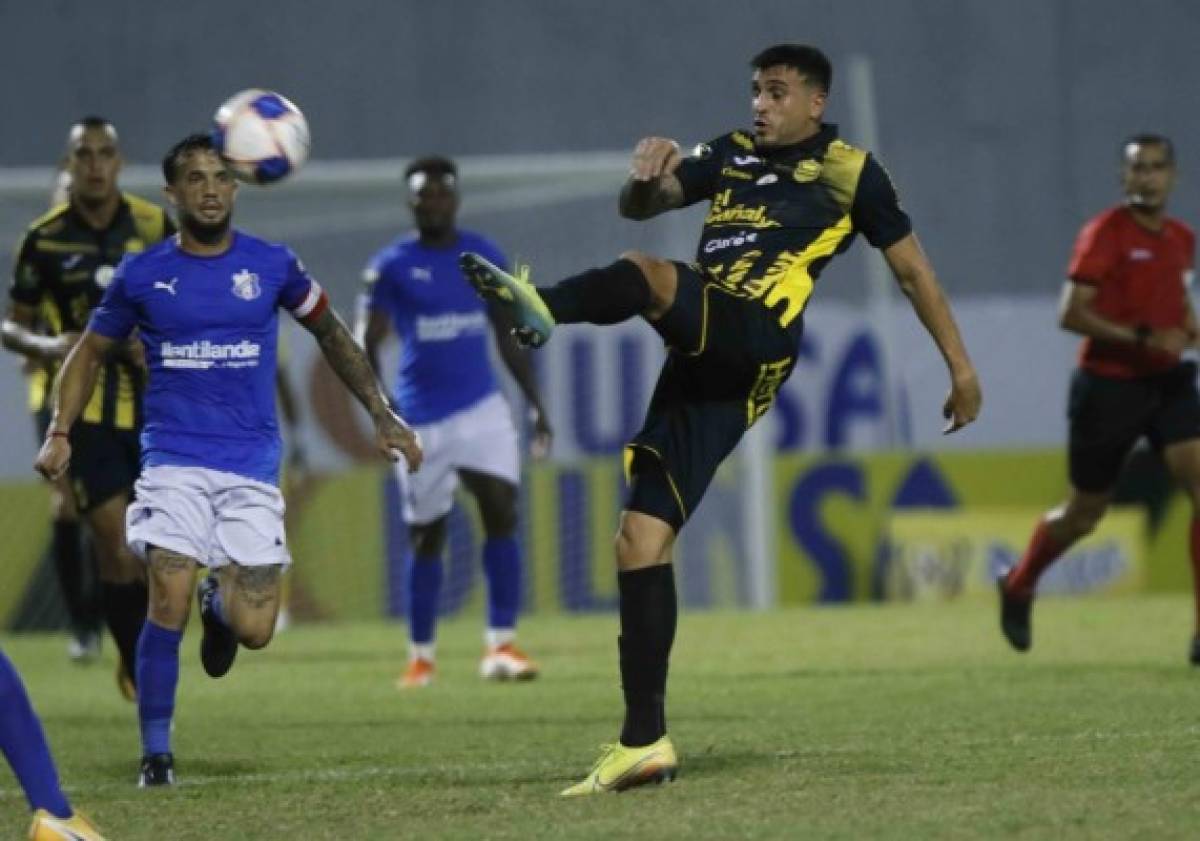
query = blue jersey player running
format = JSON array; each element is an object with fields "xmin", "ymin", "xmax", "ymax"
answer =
[
  {"xmin": 35, "ymin": 134, "xmax": 423, "ymax": 788},
  {"xmin": 358, "ymin": 156, "xmax": 551, "ymax": 688}
]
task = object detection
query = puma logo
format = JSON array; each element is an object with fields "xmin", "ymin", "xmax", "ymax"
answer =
[{"xmin": 154, "ymin": 278, "xmax": 178, "ymax": 295}]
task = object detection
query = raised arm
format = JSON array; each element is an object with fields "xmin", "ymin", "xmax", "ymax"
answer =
[
  {"xmin": 301, "ymin": 306, "xmax": 422, "ymax": 471},
  {"xmin": 618, "ymin": 138, "xmax": 687, "ymax": 221},
  {"xmin": 487, "ymin": 300, "xmax": 553, "ymax": 458},
  {"xmin": 881, "ymin": 233, "xmax": 982, "ymax": 434},
  {"xmin": 33, "ymin": 329, "xmax": 115, "ymax": 479}
]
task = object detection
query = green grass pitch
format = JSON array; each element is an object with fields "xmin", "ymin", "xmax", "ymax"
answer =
[{"xmin": 4, "ymin": 595, "xmax": 1200, "ymax": 839}]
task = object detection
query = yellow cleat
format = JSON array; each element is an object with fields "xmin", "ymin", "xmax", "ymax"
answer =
[
  {"xmin": 560, "ymin": 736, "xmax": 678, "ymax": 796},
  {"xmin": 28, "ymin": 809, "xmax": 106, "ymax": 841},
  {"xmin": 459, "ymin": 252, "xmax": 556, "ymax": 348}
]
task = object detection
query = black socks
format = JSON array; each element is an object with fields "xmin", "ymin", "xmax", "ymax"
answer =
[
  {"xmin": 52, "ymin": 519, "xmax": 101, "ymax": 638},
  {"xmin": 102, "ymin": 580, "xmax": 148, "ymax": 686},
  {"xmin": 617, "ymin": 564, "xmax": 678, "ymax": 747},
  {"xmin": 539, "ymin": 259, "xmax": 651, "ymax": 325}
]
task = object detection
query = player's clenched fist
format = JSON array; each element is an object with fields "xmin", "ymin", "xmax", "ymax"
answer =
[
  {"xmin": 376, "ymin": 409, "xmax": 423, "ymax": 472},
  {"xmin": 630, "ymin": 138, "xmax": 683, "ymax": 182},
  {"xmin": 34, "ymin": 434, "xmax": 71, "ymax": 481}
]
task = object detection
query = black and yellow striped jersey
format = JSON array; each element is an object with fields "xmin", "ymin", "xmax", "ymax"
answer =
[
  {"xmin": 674, "ymin": 123, "xmax": 911, "ymax": 337},
  {"xmin": 10, "ymin": 193, "xmax": 175, "ymax": 428}
]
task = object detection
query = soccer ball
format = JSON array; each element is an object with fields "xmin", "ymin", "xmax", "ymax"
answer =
[{"xmin": 211, "ymin": 89, "xmax": 310, "ymax": 185}]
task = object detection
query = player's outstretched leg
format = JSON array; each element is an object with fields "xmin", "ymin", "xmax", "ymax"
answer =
[{"xmin": 459, "ymin": 254, "xmax": 660, "ymax": 348}]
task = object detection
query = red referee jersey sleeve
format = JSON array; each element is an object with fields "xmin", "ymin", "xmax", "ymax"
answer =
[{"xmin": 1068, "ymin": 214, "xmax": 1119, "ymax": 286}]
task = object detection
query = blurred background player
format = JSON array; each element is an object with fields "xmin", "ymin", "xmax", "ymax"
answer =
[
  {"xmin": 35, "ymin": 133, "xmax": 422, "ymax": 786},
  {"xmin": 4, "ymin": 117, "xmax": 175, "ymax": 697},
  {"xmin": 463, "ymin": 43, "xmax": 980, "ymax": 793},
  {"xmin": 999, "ymin": 134, "xmax": 1200, "ymax": 660},
  {"xmin": 1, "ymin": 649, "xmax": 106, "ymax": 840},
  {"xmin": 358, "ymin": 156, "xmax": 552, "ymax": 688}
]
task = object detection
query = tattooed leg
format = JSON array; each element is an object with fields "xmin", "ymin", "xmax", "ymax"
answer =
[
  {"xmin": 146, "ymin": 547, "xmax": 199, "ymax": 631},
  {"xmin": 219, "ymin": 563, "xmax": 284, "ymax": 649}
]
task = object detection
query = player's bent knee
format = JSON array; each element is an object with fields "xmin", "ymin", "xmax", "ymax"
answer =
[
  {"xmin": 237, "ymin": 625, "xmax": 274, "ymax": 650},
  {"xmin": 615, "ymin": 514, "xmax": 674, "ymax": 570}
]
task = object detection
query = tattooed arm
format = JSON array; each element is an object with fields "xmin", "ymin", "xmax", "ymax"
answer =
[{"xmin": 301, "ymin": 307, "xmax": 423, "ymax": 470}]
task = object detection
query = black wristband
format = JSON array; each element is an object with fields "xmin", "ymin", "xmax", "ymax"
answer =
[{"xmin": 1135, "ymin": 325, "xmax": 1152, "ymax": 347}]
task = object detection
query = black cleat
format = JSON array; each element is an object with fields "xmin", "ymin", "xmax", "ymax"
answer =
[
  {"xmin": 1189, "ymin": 635, "xmax": 1200, "ymax": 666},
  {"xmin": 997, "ymin": 572, "xmax": 1032, "ymax": 652},
  {"xmin": 198, "ymin": 575, "xmax": 238, "ymax": 678},
  {"xmin": 138, "ymin": 752, "xmax": 175, "ymax": 787}
]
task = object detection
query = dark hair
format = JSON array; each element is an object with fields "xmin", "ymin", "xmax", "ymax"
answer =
[
  {"xmin": 404, "ymin": 155, "xmax": 457, "ymax": 182},
  {"xmin": 750, "ymin": 44, "xmax": 832, "ymax": 93},
  {"xmin": 1122, "ymin": 133, "xmax": 1175, "ymax": 164},
  {"xmin": 162, "ymin": 133, "xmax": 217, "ymax": 183}
]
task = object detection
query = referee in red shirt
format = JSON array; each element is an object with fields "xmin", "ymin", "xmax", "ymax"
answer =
[{"xmin": 999, "ymin": 134, "xmax": 1200, "ymax": 662}]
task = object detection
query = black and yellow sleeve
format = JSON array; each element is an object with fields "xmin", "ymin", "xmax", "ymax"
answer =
[{"xmin": 850, "ymin": 154, "xmax": 912, "ymax": 249}]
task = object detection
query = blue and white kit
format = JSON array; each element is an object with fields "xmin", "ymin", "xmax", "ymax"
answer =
[
  {"xmin": 89, "ymin": 230, "xmax": 327, "ymax": 567},
  {"xmin": 363, "ymin": 230, "xmax": 519, "ymax": 523}
]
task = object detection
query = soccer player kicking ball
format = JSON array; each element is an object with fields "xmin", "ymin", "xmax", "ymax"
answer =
[
  {"xmin": 461, "ymin": 43, "xmax": 981, "ymax": 795},
  {"xmin": 2, "ymin": 650, "xmax": 106, "ymax": 839},
  {"xmin": 35, "ymin": 134, "xmax": 423, "ymax": 787}
]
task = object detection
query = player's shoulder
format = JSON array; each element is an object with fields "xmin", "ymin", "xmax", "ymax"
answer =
[
  {"xmin": 122, "ymin": 192, "xmax": 169, "ymax": 222},
  {"xmin": 692, "ymin": 130, "xmax": 757, "ymax": 161},
  {"xmin": 368, "ymin": 233, "xmax": 421, "ymax": 274},
  {"xmin": 1081, "ymin": 206, "xmax": 1128, "ymax": 236},
  {"xmin": 1165, "ymin": 216, "xmax": 1195, "ymax": 245},
  {"xmin": 22, "ymin": 203, "xmax": 71, "ymax": 241},
  {"xmin": 229, "ymin": 229, "xmax": 299, "ymax": 264},
  {"xmin": 119, "ymin": 236, "xmax": 178, "ymax": 277}
]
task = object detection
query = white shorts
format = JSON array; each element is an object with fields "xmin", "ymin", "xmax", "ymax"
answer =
[
  {"xmin": 126, "ymin": 465, "xmax": 290, "ymax": 569},
  {"xmin": 399, "ymin": 392, "xmax": 520, "ymax": 524}
]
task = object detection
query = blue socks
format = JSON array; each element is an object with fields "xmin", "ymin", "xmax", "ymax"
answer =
[
  {"xmin": 136, "ymin": 621, "xmax": 183, "ymax": 757},
  {"xmin": 482, "ymin": 536, "xmax": 521, "ymax": 630},
  {"xmin": 0, "ymin": 650, "xmax": 72, "ymax": 818},
  {"xmin": 406, "ymin": 554, "xmax": 443, "ymax": 644}
]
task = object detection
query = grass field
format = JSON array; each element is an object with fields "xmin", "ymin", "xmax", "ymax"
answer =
[{"xmin": 3, "ymin": 594, "xmax": 1200, "ymax": 839}]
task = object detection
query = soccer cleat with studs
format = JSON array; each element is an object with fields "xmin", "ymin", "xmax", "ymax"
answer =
[
  {"xmin": 28, "ymin": 809, "xmax": 107, "ymax": 841},
  {"xmin": 458, "ymin": 252, "xmax": 555, "ymax": 348},
  {"xmin": 997, "ymin": 571, "xmax": 1032, "ymax": 652},
  {"xmin": 480, "ymin": 643, "xmax": 539, "ymax": 681},
  {"xmin": 197, "ymin": 575, "xmax": 238, "ymax": 678},
  {"xmin": 560, "ymin": 736, "xmax": 678, "ymax": 796},
  {"xmin": 138, "ymin": 752, "xmax": 175, "ymax": 788}
]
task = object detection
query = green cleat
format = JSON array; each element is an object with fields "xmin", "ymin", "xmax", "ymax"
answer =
[
  {"xmin": 459, "ymin": 252, "xmax": 555, "ymax": 348},
  {"xmin": 560, "ymin": 736, "xmax": 678, "ymax": 796}
]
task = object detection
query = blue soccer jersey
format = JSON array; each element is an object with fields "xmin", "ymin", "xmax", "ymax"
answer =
[
  {"xmin": 364, "ymin": 230, "xmax": 505, "ymax": 425},
  {"xmin": 88, "ymin": 231, "xmax": 326, "ymax": 485}
]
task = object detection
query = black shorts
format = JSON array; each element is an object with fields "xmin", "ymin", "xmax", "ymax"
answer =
[
  {"xmin": 1068, "ymin": 362, "xmax": 1200, "ymax": 493},
  {"xmin": 625, "ymin": 263, "xmax": 797, "ymax": 530},
  {"xmin": 68, "ymin": 423, "xmax": 140, "ymax": 513}
]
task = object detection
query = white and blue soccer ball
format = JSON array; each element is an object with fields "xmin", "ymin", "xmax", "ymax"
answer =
[{"xmin": 211, "ymin": 89, "xmax": 310, "ymax": 185}]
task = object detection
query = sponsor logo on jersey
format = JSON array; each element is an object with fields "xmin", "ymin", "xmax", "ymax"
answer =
[
  {"xmin": 160, "ymin": 339, "xmax": 262, "ymax": 369},
  {"xmin": 756, "ymin": 173, "xmax": 779, "ymax": 186},
  {"xmin": 231, "ymin": 269, "xmax": 262, "ymax": 301},
  {"xmin": 415, "ymin": 311, "xmax": 488, "ymax": 342},
  {"xmin": 793, "ymin": 159, "xmax": 823, "ymax": 183},
  {"xmin": 1128, "ymin": 248, "xmax": 1154, "ymax": 262},
  {"xmin": 733, "ymin": 155, "xmax": 762, "ymax": 166},
  {"xmin": 703, "ymin": 232, "xmax": 759, "ymax": 253},
  {"xmin": 411, "ymin": 267, "xmax": 433, "ymax": 282},
  {"xmin": 704, "ymin": 189, "xmax": 780, "ymax": 228},
  {"xmin": 154, "ymin": 278, "xmax": 178, "ymax": 296}
]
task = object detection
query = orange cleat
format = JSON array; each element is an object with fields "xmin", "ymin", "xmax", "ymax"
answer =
[{"xmin": 395, "ymin": 657, "xmax": 435, "ymax": 689}]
